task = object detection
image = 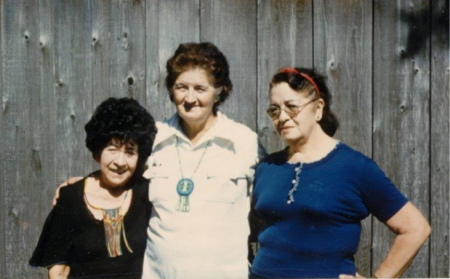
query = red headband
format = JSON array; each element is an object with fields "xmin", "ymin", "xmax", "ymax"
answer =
[{"xmin": 279, "ymin": 67, "xmax": 321, "ymax": 99}]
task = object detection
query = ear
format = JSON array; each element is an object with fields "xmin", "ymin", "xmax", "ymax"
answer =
[
  {"xmin": 315, "ymin": 98, "xmax": 325, "ymax": 120},
  {"xmin": 94, "ymin": 155, "xmax": 100, "ymax": 163},
  {"xmin": 214, "ymin": 87, "xmax": 223, "ymax": 103}
]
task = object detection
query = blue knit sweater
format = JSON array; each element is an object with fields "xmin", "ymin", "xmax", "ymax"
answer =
[{"xmin": 251, "ymin": 143, "xmax": 408, "ymax": 278}]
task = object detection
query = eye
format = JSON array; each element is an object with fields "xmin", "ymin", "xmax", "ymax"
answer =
[
  {"xmin": 267, "ymin": 107, "xmax": 280, "ymax": 114},
  {"xmin": 286, "ymin": 104, "xmax": 300, "ymax": 112},
  {"xmin": 195, "ymin": 86, "xmax": 207, "ymax": 93},
  {"xmin": 126, "ymin": 150, "xmax": 137, "ymax": 156},
  {"xmin": 106, "ymin": 146, "xmax": 118, "ymax": 152},
  {"xmin": 174, "ymin": 84, "xmax": 188, "ymax": 91}
]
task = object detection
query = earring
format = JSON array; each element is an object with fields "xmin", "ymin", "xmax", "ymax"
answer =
[
  {"xmin": 316, "ymin": 116, "xmax": 321, "ymax": 121},
  {"xmin": 215, "ymin": 95, "xmax": 220, "ymax": 102}
]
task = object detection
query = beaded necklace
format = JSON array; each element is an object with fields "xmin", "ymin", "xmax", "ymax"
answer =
[{"xmin": 84, "ymin": 180, "xmax": 133, "ymax": 257}]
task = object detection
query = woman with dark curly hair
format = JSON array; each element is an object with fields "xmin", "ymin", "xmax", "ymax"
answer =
[
  {"xmin": 250, "ymin": 67, "xmax": 430, "ymax": 278},
  {"xmin": 140, "ymin": 42, "xmax": 265, "ymax": 279},
  {"xmin": 55, "ymin": 43, "xmax": 265, "ymax": 279},
  {"xmin": 30, "ymin": 97, "xmax": 157, "ymax": 279}
]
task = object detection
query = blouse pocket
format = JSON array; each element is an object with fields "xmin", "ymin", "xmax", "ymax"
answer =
[
  {"xmin": 206, "ymin": 166, "xmax": 248, "ymax": 204},
  {"xmin": 147, "ymin": 167, "xmax": 173, "ymax": 203}
]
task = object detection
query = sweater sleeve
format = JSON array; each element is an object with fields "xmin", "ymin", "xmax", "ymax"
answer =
[
  {"xmin": 359, "ymin": 159, "xmax": 408, "ymax": 222},
  {"xmin": 29, "ymin": 186, "xmax": 76, "ymax": 268}
]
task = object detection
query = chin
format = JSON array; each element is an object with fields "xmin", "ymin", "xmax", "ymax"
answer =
[
  {"xmin": 105, "ymin": 175, "xmax": 132, "ymax": 188},
  {"xmin": 180, "ymin": 111, "xmax": 206, "ymax": 123},
  {"xmin": 279, "ymin": 133, "xmax": 301, "ymax": 144}
]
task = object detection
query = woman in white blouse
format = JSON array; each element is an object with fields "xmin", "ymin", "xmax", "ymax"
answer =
[
  {"xmin": 57, "ymin": 42, "xmax": 265, "ymax": 279},
  {"xmin": 142, "ymin": 42, "xmax": 265, "ymax": 279}
]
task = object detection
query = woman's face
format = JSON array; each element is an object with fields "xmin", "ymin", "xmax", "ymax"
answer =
[
  {"xmin": 172, "ymin": 68, "xmax": 218, "ymax": 125},
  {"xmin": 97, "ymin": 139, "xmax": 138, "ymax": 189},
  {"xmin": 269, "ymin": 82, "xmax": 322, "ymax": 144}
]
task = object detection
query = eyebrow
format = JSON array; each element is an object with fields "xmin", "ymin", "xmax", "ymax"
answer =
[{"xmin": 174, "ymin": 82, "xmax": 210, "ymax": 88}]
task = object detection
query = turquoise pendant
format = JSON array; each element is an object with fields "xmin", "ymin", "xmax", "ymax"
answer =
[{"xmin": 176, "ymin": 178, "xmax": 194, "ymax": 212}]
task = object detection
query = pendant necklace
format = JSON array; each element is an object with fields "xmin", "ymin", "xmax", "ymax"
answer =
[
  {"xmin": 84, "ymin": 185, "xmax": 133, "ymax": 257},
  {"xmin": 175, "ymin": 136, "xmax": 211, "ymax": 212}
]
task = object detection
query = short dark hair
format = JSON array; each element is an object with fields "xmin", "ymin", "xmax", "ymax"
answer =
[
  {"xmin": 165, "ymin": 42, "xmax": 232, "ymax": 114},
  {"xmin": 270, "ymin": 67, "xmax": 339, "ymax": 136},
  {"xmin": 85, "ymin": 97, "xmax": 157, "ymax": 174}
]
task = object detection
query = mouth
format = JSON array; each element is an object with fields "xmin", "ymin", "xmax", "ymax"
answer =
[
  {"xmin": 280, "ymin": 126, "xmax": 293, "ymax": 131},
  {"xmin": 183, "ymin": 104, "xmax": 200, "ymax": 111},
  {"xmin": 109, "ymin": 169, "xmax": 128, "ymax": 175}
]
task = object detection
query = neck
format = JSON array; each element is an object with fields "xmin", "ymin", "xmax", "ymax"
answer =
[
  {"xmin": 287, "ymin": 127, "xmax": 337, "ymax": 163},
  {"xmin": 180, "ymin": 114, "xmax": 217, "ymax": 144},
  {"xmin": 98, "ymin": 176, "xmax": 128, "ymax": 198}
]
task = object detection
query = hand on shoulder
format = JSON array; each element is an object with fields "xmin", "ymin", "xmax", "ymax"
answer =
[{"xmin": 52, "ymin": 177, "xmax": 83, "ymax": 206}]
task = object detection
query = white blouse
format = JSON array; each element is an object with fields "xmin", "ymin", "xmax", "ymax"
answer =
[{"xmin": 142, "ymin": 112, "xmax": 266, "ymax": 279}]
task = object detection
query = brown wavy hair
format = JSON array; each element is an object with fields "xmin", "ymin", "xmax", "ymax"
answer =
[{"xmin": 165, "ymin": 42, "xmax": 232, "ymax": 114}]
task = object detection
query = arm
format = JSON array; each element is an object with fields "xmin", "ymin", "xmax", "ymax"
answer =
[
  {"xmin": 373, "ymin": 202, "xmax": 431, "ymax": 278},
  {"xmin": 48, "ymin": 265, "xmax": 70, "ymax": 279},
  {"xmin": 340, "ymin": 202, "xmax": 430, "ymax": 279}
]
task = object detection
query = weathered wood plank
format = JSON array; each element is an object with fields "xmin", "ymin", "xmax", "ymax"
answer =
[
  {"xmin": 0, "ymin": 0, "xmax": 4, "ymax": 278},
  {"xmin": 2, "ymin": 0, "xmax": 47, "ymax": 277},
  {"xmin": 314, "ymin": 0, "xmax": 373, "ymax": 276},
  {"xmin": 430, "ymin": 0, "xmax": 449, "ymax": 277},
  {"xmin": 146, "ymin": 0, "xmax": 200, "ymax": 121},
  {"xmin": 257, "ymin": 0, "xmax": 313, "ymax": 154},
  {"xmin": 91, "ymin": 0, "xmax": 147, "ymax": 106},
  {"xmin": 373, "ymin": 1, "xmax": 430, "ymax": 277},
  {"xmin": 27, "ymin": 0, "xmax": 57, "ymax": 278},
  {"xmin": 53, "ymin": 0, "xmax": 94, "ymax": 191},
  {"xmin": 201, "ymin": 0, "xmax": 257, "ymax": 130}
]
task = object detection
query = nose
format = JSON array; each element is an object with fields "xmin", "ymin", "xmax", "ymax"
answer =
[
  {"xmin": 114, "ymin": 152, "xmax": 126, "ymax": 167},
  {"xmin": 278, "ymin": 108, "xmax": 290, "ymax": 122},
  {"xmin": 185, "ymin": 87, "xmax": 196, "ymax": 103}
]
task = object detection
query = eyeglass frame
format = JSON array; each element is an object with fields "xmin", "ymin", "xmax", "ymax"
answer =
[{"xmin": 266, "ymin": 98, "xmax": 319, "ymax": 119}]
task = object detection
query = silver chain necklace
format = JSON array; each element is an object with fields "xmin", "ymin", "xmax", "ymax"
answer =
[
  {"xmin": 286, "ymin": 148, "xmax": 304, "ymax": 204},
  {"xmin": 287, "ymin": 163, "xmax": 303, "ymax": 204},
  {"xmin": 175, "ymin": 137, "xmax": 211, "ymax": 212}
]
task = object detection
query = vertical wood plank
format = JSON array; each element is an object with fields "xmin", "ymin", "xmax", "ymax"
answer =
[
  {"xmin": 430, "ymin": 0, "xmax": 449, "ymax": 277},
  {"xmin": 30, "ymin": 0, "xmax": 57, "ymax": 278},
  {"xmin": 201, "ymin": 0, "xmax": 257, "ymax": 130},
  {"xmin": 91, "ymin": 0, "xmax": 147, "ymax": 106},
  {"xmin": 2, "ymin": 0, "xmax": 47, "ymax": 277},
  {"xmin": 373, "ymin": 1, "xmax": 430, "ymax": 277},
  {"xmin": 0, "ymin": 0, "xmax": 4, "ymax": 277},
  {"xmin": 146, "ymin": 0, "xmax": 200, "ymax": 121},
  {"xmin": 53, "ymin": 0, "xmax": 94, "ymax": 193},
  {"xmin": 314, "ymin": 0, "xmax": 373, "ymax": 276},
  {"xmin": 257, "ymin": 0, "xmax": 313, "ymax": 154}
]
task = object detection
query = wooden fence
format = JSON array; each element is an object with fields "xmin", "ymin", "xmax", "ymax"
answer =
[{"xmin": 0, "ymin": 0, "xmax": 448, "ymax": 278}]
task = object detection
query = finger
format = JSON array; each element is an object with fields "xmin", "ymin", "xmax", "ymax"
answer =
[
  {"xmin": 52, "ymin": 179, "xmax": 70, "ymax": 207},
  {"xmin": 339, "ymin": 275, "xmax": 355, "ymax": 279},
  {"xmin": 67, "ymin": 176, "xmax": 83, "ymax": 185},
  {"xmin": 52, "ymin": 177, "xmax": 83, "ymax": 206},
  {"xmin": 52, "ymin": 189, "xmax": 59, "ymax": 206},
  {"xmin": 355, "ymin": 272, "xmax": 365, "ymax": 278}
]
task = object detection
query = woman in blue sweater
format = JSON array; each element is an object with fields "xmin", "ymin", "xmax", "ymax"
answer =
[{"xmin": 250, "ymin": 67, "xmax": 431, "ymax": 278}]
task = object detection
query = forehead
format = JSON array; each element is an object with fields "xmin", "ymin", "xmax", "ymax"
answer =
[
  {"xmin": 175, "ymin": 68, "xmax": 213, "ymax": 86},
  {"xmin": 270, "ymin": 82, "xmax": 308, "ymax": 103},
  {"xmin": 108, "ymin": 138, "xmax": 138, "ymax": 149}
]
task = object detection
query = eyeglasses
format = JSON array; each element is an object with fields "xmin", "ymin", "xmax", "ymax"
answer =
[{"xmin": 266, "ymin": 98, "xmax": 318, "ymax": 119}]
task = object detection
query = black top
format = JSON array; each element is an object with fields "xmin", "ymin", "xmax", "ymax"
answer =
[{"xmin": 29, "ymin": 175, "xmax": 151, "ymax": 279}]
